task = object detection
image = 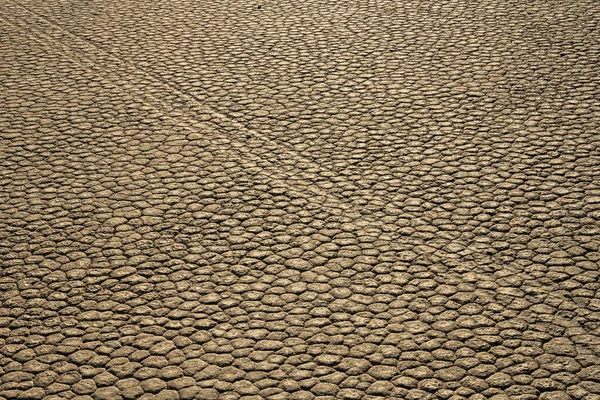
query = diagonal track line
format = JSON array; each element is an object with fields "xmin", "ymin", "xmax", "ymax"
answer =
[{"xmin": 4, "ymin": 0, "xmax": 403, "ymax": 214}]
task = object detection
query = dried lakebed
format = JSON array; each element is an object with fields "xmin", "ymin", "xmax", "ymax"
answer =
[{"xmin": 1, "ymin": 0, "xmax": 599, "ymax": 399}]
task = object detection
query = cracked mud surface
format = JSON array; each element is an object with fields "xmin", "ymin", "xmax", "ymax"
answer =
[{"xmin": 1, "ymin": 0, "xmax": 599, "ymax": 399}]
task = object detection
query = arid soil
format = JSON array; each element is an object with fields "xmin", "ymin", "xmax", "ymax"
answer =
[{"xmin": 1, "ymin": 0, "xmax": 599, "ymax": 399}]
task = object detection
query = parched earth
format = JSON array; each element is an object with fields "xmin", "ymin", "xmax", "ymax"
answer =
[{"xmin": 1, "ymin": 0, "xmax": 599, "ymax": 399}]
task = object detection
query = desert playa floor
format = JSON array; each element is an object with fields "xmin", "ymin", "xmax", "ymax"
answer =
[{"xmin": 1, "ymin": 0, "xmax": 599, "ymax": 399}]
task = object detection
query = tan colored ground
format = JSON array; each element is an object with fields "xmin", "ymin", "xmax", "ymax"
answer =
[{"xmin": 1, "ymin": 0, "xmax": 599, "ymax": 399}]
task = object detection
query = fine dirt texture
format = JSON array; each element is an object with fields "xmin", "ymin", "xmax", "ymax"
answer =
[{"xmin": 1, "ymin": 0, "xmax": 600, "ymax": 399}]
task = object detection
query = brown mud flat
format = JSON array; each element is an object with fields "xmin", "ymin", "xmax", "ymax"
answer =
[{"xmin": 1, "ymin": 0, "xmax": 599, "ymax": 399}]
